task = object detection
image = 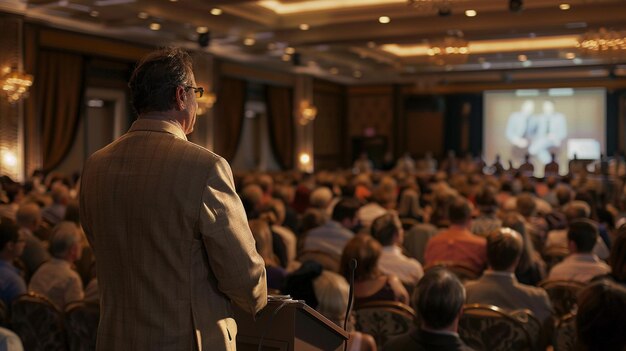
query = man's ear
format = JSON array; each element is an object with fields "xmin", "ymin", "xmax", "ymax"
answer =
[{"xmin": 175, "ymin": 86, "xmax": 186, "ymax": 110}]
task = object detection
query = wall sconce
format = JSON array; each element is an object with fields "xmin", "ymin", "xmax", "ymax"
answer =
[
  {"xmin": 299, "ymin": 101, "xmax": 317, "ymax": 125},
  {"xmin": 196, "ymin": 91, "xmax": 216, "ymax": 115},
  {"xmin": 1, "ymin": 67, "xmax": 33, "ymax": 103}
]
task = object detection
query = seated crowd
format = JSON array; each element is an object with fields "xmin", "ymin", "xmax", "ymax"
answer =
[{"xmin": 1, "ymin": 152, "xmax": 626, "ymax": 350}]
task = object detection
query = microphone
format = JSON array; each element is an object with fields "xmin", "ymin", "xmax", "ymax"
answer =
[{"xmin": 343, "ymin": 258, "xmax": 357, "ymax": 351}]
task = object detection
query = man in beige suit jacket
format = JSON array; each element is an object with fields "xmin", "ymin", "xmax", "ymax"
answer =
[{"xmin": 80, "ymin": 48, "xmax": 267, "ymax": 351}]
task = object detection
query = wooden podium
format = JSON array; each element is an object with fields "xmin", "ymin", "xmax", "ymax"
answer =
[{"xmin": 234, "ymin": 299, "xmax": 349, "ymax": 351}]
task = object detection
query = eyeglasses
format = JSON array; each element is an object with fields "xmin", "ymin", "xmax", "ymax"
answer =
[{"xmin": 185, "ymin": 86, "xmax": 204, "ymax": 98}]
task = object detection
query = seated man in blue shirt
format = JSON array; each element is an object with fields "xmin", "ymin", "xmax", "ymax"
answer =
[{"xmin": 0, "ymin": 221, "xmax": 26, "ymax": 307}]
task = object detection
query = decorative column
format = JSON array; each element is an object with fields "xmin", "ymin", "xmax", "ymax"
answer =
[{"xmin": 294, "ymin": 75, "xmax": 316, "ymax": 173}]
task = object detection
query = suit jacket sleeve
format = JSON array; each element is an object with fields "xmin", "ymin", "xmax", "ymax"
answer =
[{"xmin": 199, "ymin": 157, "xmax": 267, "ymax": 315}]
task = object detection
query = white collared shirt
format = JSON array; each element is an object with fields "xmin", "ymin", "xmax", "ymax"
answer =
[
  {"xmin": 379, "ymin": 245, "xmax": 424, "ymax": 285},
  {"xmin": 29, "ymin": 258, "xmax": 84, "ymax": 309},
  {"xmin": 548, "ymin": 253, "xmax": 611, "ymax": 282}
]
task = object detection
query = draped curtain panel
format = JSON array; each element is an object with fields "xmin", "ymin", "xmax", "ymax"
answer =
[
  {"xmin": 214, "ymin": 77, "xmax": 246, "ymax": 161},
  {"xmin": 36, "ymin": 50, "xmax": 85, "ymax": 172},
  {"xmin": 265, "ymin": 85, "xmax": 294, "ymax": 170}
]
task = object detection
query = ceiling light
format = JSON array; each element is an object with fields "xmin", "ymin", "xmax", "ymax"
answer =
[
  {"xmin": 196, "ymin": 26, "xmax": 209, "ymax": 34},
  {"xmin": 299, "ymin": 24, "xmax": 310, "ymax": 31},
  {"xmin": 285, "ymin": 47, "xmax": 295, "ymax": 54},
  {"xmin": 281, "ymin": 54, "xmax": 291, "ymax": 61},
  {"xmin": 137, "ymin": 12, "xmax": 149, "ymax": 19},
  {"xmin": 465, "ymin": 10, "xmax": 477, "ymax": 17},
  {"xmin": 330, "ymin": 67, "xmax": 339, "ymax": 75},
  {"xmin": 90, "ymin": 10, "xmax": 99, "ymax": 17},
  {"xmin": 565, "ymin": 52, "xmax": 576, "ymax": 59},
  {"xmin": 169, "ymin": 0, "xmax": 177, "ymax": 2},
  {"xmin": 149, "ymin": 22, "xmax": 161, "ymax": 31},
  {"xmin": 243, "ymin": 38, "xmax": 255, "ymax": 46},
  {"xmin": 518, "ymin": 54, "xmax": 528, "ymax": 61},
  {"xmin": 378, "ymin": 16, "xmax": 390, "ymax": 24},
  {"xmin": 559, "ymin": 3, "xmax": 570, "ymax": 10},
  {"xmin": 210, "ymin": 8, "xmax": 222, "ymax": 15}
]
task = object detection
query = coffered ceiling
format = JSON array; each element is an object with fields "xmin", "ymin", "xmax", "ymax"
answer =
[{"xmin": 1, "ymin": 0, "xmax": 626, "ymax": 84}]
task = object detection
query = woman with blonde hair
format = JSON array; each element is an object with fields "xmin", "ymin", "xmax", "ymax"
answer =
[{"xmin": 314, "ymin": 270, "xmax": 377, "ymax": 351}]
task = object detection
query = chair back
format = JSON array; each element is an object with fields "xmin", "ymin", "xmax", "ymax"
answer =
[
  {"xmin": 553, "ymin": 312, "xmax": 577, "ymax": 351},
  {"xmin": 10, "ymin": 292, "xmax": 66, "ymax": 351},
  {"xmin": 298, "ymin": 250, "xmax": 340, "ymax": 272},
  {"xmin": 459, "ymin": 304, "xmax": 534, "ymax": 351},
  {"xmin": 538, "ymin": 280, "xmax": 585, "ymax": 317},
  {"xmin": 510, "ymin": 309, "xmax": 544, "ymax": 351},
  {"xmin": 353, "ymin": 300, "xmax": 416, "ymax": 350},
  {"xmin": 426, "ymin": 261, "xmax": 480, "ymax": 282},
  {"xmin": 65, "ymin": 301, "xmax": 100, "ymax": 351}
]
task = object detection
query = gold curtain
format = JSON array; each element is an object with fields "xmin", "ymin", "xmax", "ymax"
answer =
[
  {"xmin": 266, "ymin": 85, "xmax": 294, "ymax": 170},
  {"xmin": 214, "ymin": 77, "xmax": 246, "ymax": 161},
  {"xmin": 36, "ymin": 50, "xmax": 84, "ymax": 172}
]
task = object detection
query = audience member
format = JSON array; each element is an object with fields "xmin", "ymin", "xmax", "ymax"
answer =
[
  {"xmin": 314, "ymin": 270, "xmax": 377, "ymax": 351},
  {"xmin": 41, "ymin": 182, "xmax": 70, "ymax": 226},
  {"xmin": 470, "ymin": 186, "xmax": 501, "ymax": 237},
  {"xmin": 0, "ymin": 221, "xmax": 26, "ymax": 307},
  {"xmin": 249, "ymin": 219, "xmax": 287, "ymax": 291},
  {"xmin": 593, "ymin": 223, "xmax": 626, "ymax": 286},
  {"xmin": 576, "ymin": 281, "xmax": 626, "ymax": 351},
  {"xmin": 424, "ymin": 197, "xmax": 487, "ymax": 274},
  {"xmin": 548, "ymin": 219, "xmax": 611, "ymax": 282},
  {"xmin": 0, "ymin": 182, "xmax": 23, "ymax": 221},
  {"xmin": 383, "ymin": 268, "xmax": 473, "ymax": 351},
  {"xmin": 371, "ymin": 212, "xmax": 423, "ymax": 286},
  {"xmin": 357, "ymin": 176, "xmax": 398, "ymax": 230},
  {"xmin": 465, "ymin": 228, "xmax": 553, "ymax": 326},
  {"xmin": 15, "ymin": 202, "xmax": 50, "ymax": 280},
  {"xmin": 304, "ymin": 197, "xmax": 361, "ymax": 259},
  {"xmin": 0, "ymin": 327, "xmax": 23, "ymax": 351},
  {"xmin": 341, "ymin": 235, "xmax": 408, "ymax": 306},
  {"xmin": 501, "ymin": 212, "xmax": 546, "ymax": 285},
  {"xmin": 29, "ymin": 221, "xmax": 84, "ymax": 309}
]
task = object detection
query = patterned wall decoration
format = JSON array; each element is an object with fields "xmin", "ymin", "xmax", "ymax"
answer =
[
  {"xmin": 0, "ymin": 18, "xmax": 22, "ymax": 180},
  {"xmin": 347, "ymin": 86, "xmax": 394, "ymax": 138}
]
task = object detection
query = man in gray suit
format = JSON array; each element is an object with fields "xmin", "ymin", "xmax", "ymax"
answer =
[
  {"xmin": 80, "ymin": 48, "xmax": 267, "ymax": 351},
  {"xmin": 465, "ymin": 228, "xmax": 553, "ymax": 325}
]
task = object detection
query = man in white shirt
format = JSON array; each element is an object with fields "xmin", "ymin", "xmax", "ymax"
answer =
[
  {"xmin": 16, "ymin": 203, "xmax": 49, "ymax": 279},
  {"xmin": 548, "ymin": 219, "xmax": 611, "ymax": 282},
  {"xmin": 371, "ymin": 212, "xmax": 423, "ymax": 286},
  {"xmin": 29, "ymin": 221, "xmax": 84, "ymax": 309}
]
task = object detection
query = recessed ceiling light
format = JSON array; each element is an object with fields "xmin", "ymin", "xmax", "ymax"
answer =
[
  {"xmin": 281, "ymin": 54, "xmax": 291, "ymax": 62},
  {"xmin": 330, "ymin": 67, "xmax": 339, "ymax": 75},
  {"xmin": 518, "ymin": 54, "xmax": 528, "ymax": 61},
  {"xmin": 465, "ymin": 10, "xmax": 477, "ymax": 17},
  {"xmin": 149, "ymin": 22, "xmax": 161, "ymax": 31},
  {"xmin": 196, "ymin": 26, "xmax": 208, "ymax": 34},
  {"xmin": 244, "ymin": 38, "xmax": 255, "ymax": 46},
  {"xmin": 210, "ymin": 8, "xmax": 222, "ymax": 15},
  {"xmin": 285, "ymin": 47, "xmax": 295, "ymax": 54},
  {"xmin": 353, "ymin": 70, "xmax": 362, "ymax": 78},
  {"xmin": 565, "ymin": 52, "xmax": 576, "ymax": 59},
  {"xmin": 90, "ymin": 10, "xmax": 99, "ymax": 17},
  {"xmin": 299, "ymin": 24, "xmax": 310, "ymax": 31},
  {"xmin": 559, "ymin": 3, "xmax": 570, "ymax": 10},
  {"xmin": 137, "ymin": 12, "xmax": 149, "ymax": 19},
  {"xmin": 378, "ymin": 16, "xmax": 390, "ymax": 24}
]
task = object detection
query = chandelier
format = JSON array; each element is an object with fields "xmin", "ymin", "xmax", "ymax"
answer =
[
  {"xmin": 577, "ymin": 28, "xmax": 626, "ymax": 59},
  {"xmin": 1, "ymin": 69, "xmax": 33, "ymax": 103},
  {"xmin": 427, "ymin": 36, "xmax": 470, "ymax": 65}
]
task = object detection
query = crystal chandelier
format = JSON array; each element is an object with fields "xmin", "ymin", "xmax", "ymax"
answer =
[
  {"xmin": 1, "ymin": 69, "xmax": 33, "ymax": 103},
  {"xmin": 577, "ymin": 28, "xmax": 626, "ymax": 59},
  {"xmin": 427, "ymin": 36, "xmax": 470, "ymax": 65}
]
